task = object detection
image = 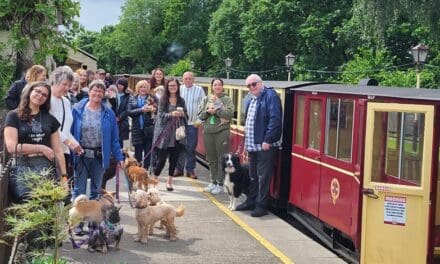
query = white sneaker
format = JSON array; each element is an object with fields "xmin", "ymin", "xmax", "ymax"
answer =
[
  {"xmin": 211, "ymin": 184, "xmax": 223, "ymax": 195},
  {"xmin": 204, "ymin": 183, "xmax": 217, "ymax": 192}
]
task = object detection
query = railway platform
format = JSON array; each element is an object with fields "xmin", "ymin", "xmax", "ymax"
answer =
[{"xmin": 59, "ymin": 164, "xmax": 345, "ymax": 264}]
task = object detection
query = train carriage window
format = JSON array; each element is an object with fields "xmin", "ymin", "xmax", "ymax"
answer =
[
  {"xmin": 294, "ymin": 95, "xmax": 305, "ymax": 145},
  {"xmin": 371, "ymin": 111, "xmax": 424, "ymax": 186},
  {"xmin": 325, "ymin": 98, "xmax": 354, "ymax": 162},
  {"xmin": 239, "ymin": 91, "xmax": 251, "ymax": 126},
  {"xmin": 231, "ymin": 88, "xmax": 239, "ymax": 125},
  {"xmin": 308, "ymin": 100, "xmax": 322, "ymax": 150}
]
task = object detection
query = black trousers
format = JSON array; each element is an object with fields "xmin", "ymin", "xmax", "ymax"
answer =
[{"xmin": 153, "ymin": 145, "xmax": 184, "ymax": 177}]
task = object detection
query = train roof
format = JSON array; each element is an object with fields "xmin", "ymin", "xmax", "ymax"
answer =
[
  {"xmin": 292, "ymin": 83, "xmax": 440, "ymax": 101},
  {"xmin": 193, "ymin": 77, "xmax": 313, "ymax": 89}
]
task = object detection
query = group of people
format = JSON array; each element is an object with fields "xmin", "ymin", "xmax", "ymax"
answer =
[{"xmin": 4, "ymin": 63, "xmax": 282, "ymax": 218}]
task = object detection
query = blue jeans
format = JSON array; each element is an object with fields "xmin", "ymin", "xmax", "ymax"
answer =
[
  {"xmin": 72, "ymin": 157, "xmax": 105, "ymax": 200},
  {"xmin": 176, "ymin": 125, "xmax": 198, "ymax": 173}
]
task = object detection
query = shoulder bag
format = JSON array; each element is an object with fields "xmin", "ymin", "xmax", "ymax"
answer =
[{"xmin": 8, "ymin": 144, "xmax": 56, "ymax": 203}]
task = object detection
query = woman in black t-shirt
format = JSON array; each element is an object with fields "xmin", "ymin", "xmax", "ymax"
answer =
[{"xmin": 4, "ymin": 81, "xmax": 68, "ymax": 200}]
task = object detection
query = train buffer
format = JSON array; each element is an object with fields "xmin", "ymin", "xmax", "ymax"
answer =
[{"xmin": 60, "ymin": 164, "xmax": 345, "ymax": 264}]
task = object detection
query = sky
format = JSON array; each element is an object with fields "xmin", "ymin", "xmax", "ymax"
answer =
[{"xmin": 78, "ymin": 0, "xmax": 124, "ymax": 32}]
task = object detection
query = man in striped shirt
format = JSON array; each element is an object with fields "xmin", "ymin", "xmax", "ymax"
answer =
[{"xmin": 176, "ymin": 71, "xmax": 206, "ymax": 178}]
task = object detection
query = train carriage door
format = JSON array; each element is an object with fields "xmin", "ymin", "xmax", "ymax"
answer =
[{"xmin": 361, "ymin": 103, "xmax": 434, "ymax": 264}]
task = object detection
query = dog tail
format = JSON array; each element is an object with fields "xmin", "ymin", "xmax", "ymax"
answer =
[
  {"xmin": 146, "ymin": 178, "xmax": 160, "ymax": 186},
  {"xmin": 73, "ymin": 194, "xmax": 89, "ymax": 207},
  {"xmin": 176, "ymin": 204, "xmax": 185, "ymax": 217}
]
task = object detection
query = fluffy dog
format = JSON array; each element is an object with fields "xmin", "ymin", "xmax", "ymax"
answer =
[
  {"xmin": 222, "ymin": 153, "xmax": 250, "ymax": 210},
  {"xmin": 130, "ymin": 189, "xmax": 185, "ymax": 244},
  {"xmin": 124, "ymin": 156, "xmax": 158, "ymax": 191},
  {"xmin": 146, "ymin": 187, "xmax": 166, "ymax": 232},
  {"xmin": 88, "ymin": 205, "xmax": 124, "ymax": 253},
  {"xmin": 69, "ymin": 190, "xmax": 116, "ymax": 227}
]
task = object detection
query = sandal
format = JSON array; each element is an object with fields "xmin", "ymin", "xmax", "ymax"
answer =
[{"xmin": 166, "ymin": 184, "xmax": 174, "ymax": 191}]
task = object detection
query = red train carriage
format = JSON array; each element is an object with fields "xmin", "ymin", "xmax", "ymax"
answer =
[{"xmin": 289, "ymin": 84, "xmax": 440, "ymax": 264}]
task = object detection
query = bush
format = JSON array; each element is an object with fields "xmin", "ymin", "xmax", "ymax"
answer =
[{"xmin": 1, "ymin": 170, "xmax": 70, "ymax": 263}]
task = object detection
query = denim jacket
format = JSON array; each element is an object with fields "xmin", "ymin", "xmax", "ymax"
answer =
[
  {"xmin": 71, "ymin": 98, "xmax": 124, "ymax": 169},
  {"xmin": 245, "ymin": 87, "xmax": 282, "ymax": 145}
]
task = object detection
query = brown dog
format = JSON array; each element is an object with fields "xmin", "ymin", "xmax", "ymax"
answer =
[
  {"xmin": 130, "ymin": 189, "xmax": 185, "ymax": 244},
  {"xmin": 69, "ymin": 190, "xmax": 116, "ymax": 227},
  {"xmin": 124, "ymin": 156, "xmax": 158, "ymax": 191}
]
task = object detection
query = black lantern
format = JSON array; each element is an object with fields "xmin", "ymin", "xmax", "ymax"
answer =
[{"xmin": 225, "ymin": 57, "xmax": 232, "ymax": 79}]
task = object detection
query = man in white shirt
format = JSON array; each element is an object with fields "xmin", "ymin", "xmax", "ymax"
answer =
[{"xmin": 176, "ymin": 71, "xmax": 205, "ymax": 178}]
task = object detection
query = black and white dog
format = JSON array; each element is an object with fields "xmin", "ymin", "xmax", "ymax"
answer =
[{"xmin": 222, "ymin": 153, "xmax": 250, "ymax": 210}]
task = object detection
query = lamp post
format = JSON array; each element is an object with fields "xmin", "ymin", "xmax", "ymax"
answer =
[
  {"xmin": 225, "ymin": 57, "xmax": 232, "ymax": 79},
  {"xmin": 285, "ymin": 53, "xmax": 295, "ymax": 82},
  {"xmin": 190, "ymin": 60, "xmax": 195, "ymax": 70},
  {"xmin": 410, "ymin": 43, "xmax": 430, "ymax": 88}
]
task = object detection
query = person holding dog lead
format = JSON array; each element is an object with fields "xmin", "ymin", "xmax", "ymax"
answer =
[
  {"xmin": 71, "ymin": 80, "xmax": 124, "ymax": 201},
  {"xmin": 198, "ymin": 78, "xmax": 234, "ymax": 195},
  {"xmin": 128, "ymin": 80, "xmax": 158, "ymax": 169},
  {"xmin": 152, "ymin": 78, "xmax": 187, "ymax": 192}
]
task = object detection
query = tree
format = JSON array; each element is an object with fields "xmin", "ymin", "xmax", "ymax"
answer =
[
  {"xmin": 353, "ymin": 0, "xmax": 440, "ymax": 41},
  {"xmin": 0, "ymin": 0, "xmax": 80, "ymax": 78},
  {"xmin": 208, "ymin": 0, "xmax": 249, "ymax": 70}
]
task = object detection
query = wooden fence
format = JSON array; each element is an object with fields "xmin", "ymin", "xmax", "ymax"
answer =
[{"xmin": 0, "ymin": 159, "xmax": 11, "ymax": 263}]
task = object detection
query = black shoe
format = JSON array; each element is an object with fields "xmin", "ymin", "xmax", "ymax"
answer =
[
  {"xmin": 166, "ymin": 185, "xmax": 174, "ymax": 191},
  {"xmin": 235, "ymin": 203, "xmax": 255, "ymax": 211},
  {"xmin": 251, "ymin": 208, "xmax": 268, "ymax": 217}
]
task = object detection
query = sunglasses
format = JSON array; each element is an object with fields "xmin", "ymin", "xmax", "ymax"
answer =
[
  {"xmin": 246, "ymin": 81, "xmax": 259, "ymax": 88},
  {"xmin": 32, "ymin": 89, "xmax": 49, "ymax": 98}
]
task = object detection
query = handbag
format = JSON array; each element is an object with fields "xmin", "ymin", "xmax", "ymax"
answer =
[
  {"xmin": 175, "ymin": 119, "xmax": 186, "ymax": 141},
  {"xmin": 8, "ymin": 144, "xmax": 56, "ymax": 202}
]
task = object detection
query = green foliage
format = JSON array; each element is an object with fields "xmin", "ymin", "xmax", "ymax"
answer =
[
  {"xmin": 0, "ymin": 44, "xmax": 15, "ymax": 107},
  {"xmin": 339, "ymin": 48, "xmax": 394, "ymax": 84},
  {"xmin": 31, "ymin": 255, "xmax": 68, "ymax": 264},
  {"xmin": 208, "ymin": 0, "xmax": 248, "ymax": 69},
  {"xmin": 2, "ymin": 170, "xmax": 70, "ymax": 263},
  {"xmin": 76, "ymin": 30, "xmax": 99, "ymax": 54},
  {"xmin": 167, "ymin": 59, "xmax": 192, "ymax": 77},
  {"xmin": 74, "ymin": 0, "xmax": 440, "ymax": 87},
  {"xmin": 0, "ymin": 0, "xmax": 80, "ymax": 66},
  {"xmin": 353, "ymin": 0, "xmax": 440, "ymax": 41}
]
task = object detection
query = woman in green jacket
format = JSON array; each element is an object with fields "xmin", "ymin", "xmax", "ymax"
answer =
[{"xmin": 198, "ymin": 78, "xmax": 234, "ymax": 195}]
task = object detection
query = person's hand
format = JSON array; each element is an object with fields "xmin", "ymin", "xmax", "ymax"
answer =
[
  {"xmin": 39, "ymin": 145, "xmax": 56, "ymax": 160},
  {"xmin": 207, "ymin": 107, "xmax": 216, "ymax": 114},
  {"xmin": 67, "ymin": 140, "xmax": 83, "ymax": 155},
  {"xmin": 117, "ymin": 160, "xmax": 124, "ymax": 168},
  {"xmin": 262, "ymin": 142, "xmax": 271, "ymax": 151}
]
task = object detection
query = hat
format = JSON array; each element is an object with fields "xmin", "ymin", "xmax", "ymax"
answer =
[
  {"xmin": 116, "ymin": 78, "xmax": 129, "ymax": 89},
  {"xmin": 96, "ymin": 68, "xmax": 106, "ymax": 74}
]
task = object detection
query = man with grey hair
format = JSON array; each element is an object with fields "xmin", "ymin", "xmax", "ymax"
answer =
[
  {"xmin": 175, "ymin": 71, "xmax": 205, "ymax": 178},
  {"xmin": 236, "ymin": 74, "xmax": 282, "ymax": 217}
]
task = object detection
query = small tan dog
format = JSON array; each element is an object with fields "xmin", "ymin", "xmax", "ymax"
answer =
[
  {"xmin": 146, "ymin": 187, "xmax": 166, "ymax": 233},
  {"xmin": 130, "ymin": 189, "xmax": 185, "ymax": 244},
  {"xmin": 69, "ymin": 190, "xmax": 116, "ymax": 226},
  {"xmin": 124, "ymin": 154, "xmax": 159, "ymax": 191}
]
